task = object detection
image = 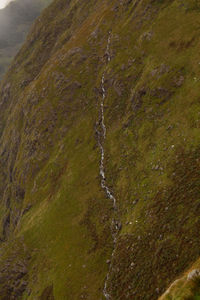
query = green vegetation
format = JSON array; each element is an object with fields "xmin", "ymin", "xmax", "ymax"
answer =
[{"xmin": 0, "ymin": 0, "xmax": 199, "ymax": 298}]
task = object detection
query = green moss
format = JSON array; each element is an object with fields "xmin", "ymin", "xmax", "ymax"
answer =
[{"xmin": 0, "ymin": 0, "xmax": 199, "ymax": 299}]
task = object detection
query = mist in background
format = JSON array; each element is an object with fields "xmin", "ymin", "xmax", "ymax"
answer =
[
  {"xmin": 0, "ymin": 0, "xmax": 52, "ymax": 79},
  {"xmin": 0, "ymin": 0, "xmax": 13, "ymax": 9}
]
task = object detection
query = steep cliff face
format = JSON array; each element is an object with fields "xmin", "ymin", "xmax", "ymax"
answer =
[{"xmin": 0, "ymin": 0, "xmax": 200, "ymax": 299}]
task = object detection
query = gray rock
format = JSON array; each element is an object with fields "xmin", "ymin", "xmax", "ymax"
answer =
[{"xmin": 187, "ymin": 269, "xmax": 200, "ymax": 280}]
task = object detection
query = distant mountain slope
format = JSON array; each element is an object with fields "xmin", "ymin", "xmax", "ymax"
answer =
[
  {"xmin": 0, "ymin": 0, "xmax": 52, "ymax": 79},
  {"xmin": 0, "ymin": 0, "xmax": 199, "ymax": 299}
]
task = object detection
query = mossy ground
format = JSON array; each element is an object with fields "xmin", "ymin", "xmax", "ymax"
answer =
[{"xmin": 0, "ymin": 0, "xmax": 199, "ymax": 299}]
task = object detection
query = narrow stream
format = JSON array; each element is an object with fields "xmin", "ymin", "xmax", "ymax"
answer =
[
  {"xmin": 97, "ymin": 33, "xmax": 121, "ymax": 300},
  {"xmin": 99, "ymin": 73, "xmax": 117, "ymax": 210}
]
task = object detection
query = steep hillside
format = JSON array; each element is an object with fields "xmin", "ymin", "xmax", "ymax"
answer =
[
  {"xmin": 0, "ymin": 0, "xmax": 52, "ymax": 79},
  {"xmin": 0, "ymin": 0, "xmax": 200, "ymax": 299}
]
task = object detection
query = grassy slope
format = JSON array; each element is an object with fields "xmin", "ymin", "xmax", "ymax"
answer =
[{"xmin": 0, "ymin": 0, "xmax": 199, "ymax": 299}]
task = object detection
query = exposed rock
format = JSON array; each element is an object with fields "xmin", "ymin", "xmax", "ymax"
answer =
[
  {"xmin": 150, "ymin": 87, "xmax": 172, "ymax": 104},
  {"xmin": 131, "ymin": 87, "xmax": 146, "ymax": 112},
  {"xmin": 140, "ymin": 31, "xmax": 153, "ymax": 41},
  {"xmin": 174, "ymin": 75, "xmax": 184, "ymax": 87},
  {"xmin": 187, "ymin": 269, "xmax": 200, "ymax": 280}
]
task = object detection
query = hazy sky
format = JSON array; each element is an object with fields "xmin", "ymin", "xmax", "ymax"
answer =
[{"xmin": 0, "ymin": 0, "xmax": 13, "ymax": 9}]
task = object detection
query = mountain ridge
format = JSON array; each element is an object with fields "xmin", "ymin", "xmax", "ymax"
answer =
[{"xmin": 0, "ymin": 0, "xmax": 52, "ymax": 79}]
